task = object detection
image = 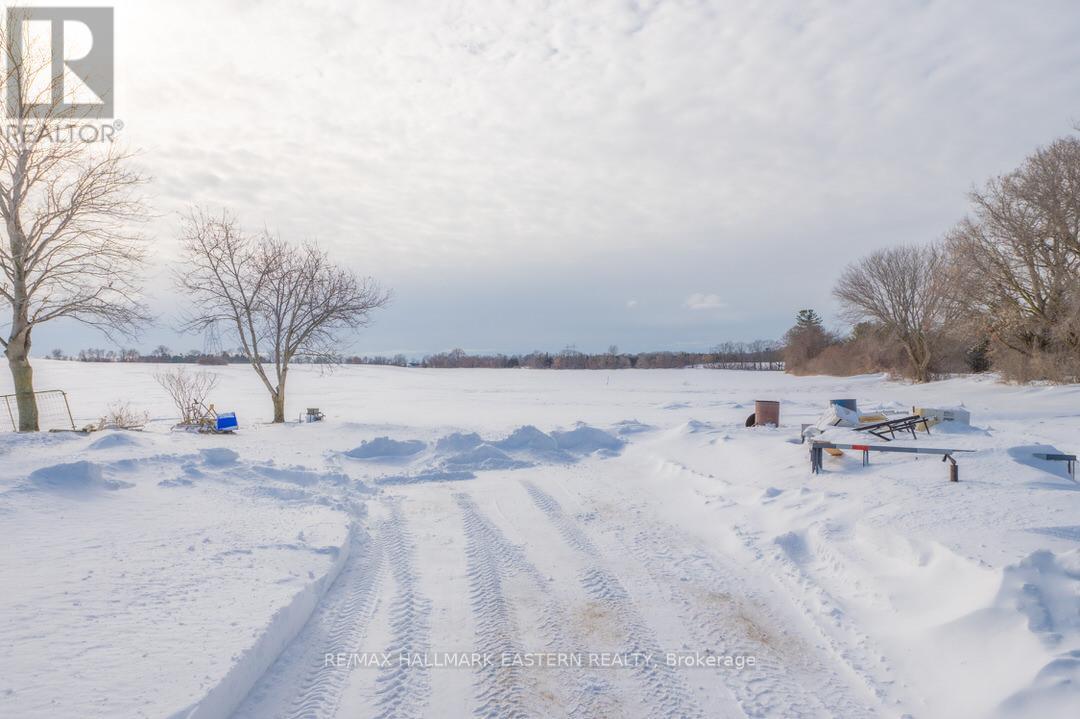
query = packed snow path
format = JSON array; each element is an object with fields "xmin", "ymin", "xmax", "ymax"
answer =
[{"xmin": 234, "ymin": 445, "xmax": 883, "ymax": 718}]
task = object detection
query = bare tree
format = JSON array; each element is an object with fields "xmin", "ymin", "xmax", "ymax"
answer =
[
  {"xmin": 176, "ymin": 209, "xmax": 390, "ymax": 422},
  {"xmin": 834, "ymin": 244, "xmax": 956, "ymax": 382},
  {"xmin": 154, "ymin": 367, "xmax": 219, "ymax": 423},
  {"xmin": 945, "ymin": 136, "xmax": 1080, "ymax": 374},
  {"xmin": 0, "ymin": 21, "xmax": 148, "ymax": 430}
]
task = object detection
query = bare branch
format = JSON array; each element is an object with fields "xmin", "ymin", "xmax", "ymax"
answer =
[
  {"xmin": 833, "ymin": 243, "xmax": 956, "ymax": 382},
  {"xmin": 0, "ymin": 21, "xmax": 149, "ymax": 430},
  {"xmin": 176, "ymin": 208, "xmax": 390, "ymax": 422}
]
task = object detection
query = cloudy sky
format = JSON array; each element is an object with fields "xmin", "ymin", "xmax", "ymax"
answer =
[{"xmin": 30, "ymin": 0, "xmax": 1080, "ymax": 356}]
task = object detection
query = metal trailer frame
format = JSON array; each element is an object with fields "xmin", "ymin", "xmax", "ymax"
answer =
[
  {"xmin": 174, "ymin": 401, "xmax": 237, "ymax": 434},
  {"xmin": 854, "ymin": 414, "xmax": 932, "ymax": 441},
  {"xmin": 1032, "ymin": 452, "xmax": 1077, "ymax": 479},
  {"xmin": 810, "ymin": 440, "xmax": 974, "ymax": 481}
]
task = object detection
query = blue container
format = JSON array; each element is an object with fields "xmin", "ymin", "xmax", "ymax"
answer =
[
  {"xmin": 830, "ymin": 399, "xmax": 858, "ymax": 412},
  {"xmin": 214, "ymin": 412, "xmax": 238, "ymax": 432}
]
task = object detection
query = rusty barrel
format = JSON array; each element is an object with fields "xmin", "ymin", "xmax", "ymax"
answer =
[{"xmin": 754, "ymin": 400, "xmax": 780, "ymax": 427}]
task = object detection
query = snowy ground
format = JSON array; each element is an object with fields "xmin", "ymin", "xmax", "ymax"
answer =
[{"xmin": 2, "ymin": 361, "xmax": 1079, "ymax": 718}]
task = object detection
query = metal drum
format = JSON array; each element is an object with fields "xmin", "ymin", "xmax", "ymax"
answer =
[{"xmin": 754, "ymin": 400, "xmax": 780, "ymax": 426}]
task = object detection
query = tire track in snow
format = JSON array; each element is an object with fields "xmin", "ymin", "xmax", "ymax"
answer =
[
  {"xmin": 454, "ymin": 492, "xmax": 623, "ymax": 719},
  {"xmin": 650, "ymin": 452, "xmax": 888, "ymax": 714},
  {"xmin": 738, "ymin": 522, "xmax": 897, "ymax": 708},
  {"xmin": 626, "ymin": 526, "xmax": 877, "ymax": 718},
  {"xmin": 456, "ymin": 492, "xmax": 533, "ymax": 718},
  {"xmin": 231, "ymin": 523, "xmax": 384, "ymax": 719},
  {"xmin": 372, "ymin": 501, "xmax": 433, "ymax": 719},
  {"xmin": 521, "ymin": 481, "xmax": 704, "ymax": 719}
]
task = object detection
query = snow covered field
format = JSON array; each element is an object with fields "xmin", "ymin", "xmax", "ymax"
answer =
[{"xmin": 2, "ymin": 361, "xmax": 1079, "ymax": 718}]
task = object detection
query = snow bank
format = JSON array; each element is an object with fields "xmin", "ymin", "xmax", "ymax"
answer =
[
  {"xmin": 551, "ymin": 425, "xmax": 624, "ymax": 453},
  {"xmin": 343, "ymin": 423, "xmax": 623, "ymax": 485},
  {"xmin": 435, "ymin": 431, "xmax": 484, "ymax": 452},
  {"xmin": 494, "ymin": 423, "xmax": 623, "ymax": 455},
  {"xmin": 675, "ymin": 418, "xmax": 715, "ymax": 434},
  {"xmin": 494, "ymin": 425, "xmax": 559, "ymax": 451},
  {"xmin": 88, "ymin": 432, "xmax": 143, "ymax": 450},
  {"xmin": 172, "ymin": 527, "xmax": 356, "ymax": 719},
  {"xmin": 28, "ymin": 461, "xmax": 133, "ymax": 492},
  {"xmin": 991, "ymin": 550, "xmax": 1080, "ymax": 717},
  {"xmin": 998, "ymin": 650, "xmax": 1080, "ymax": 717},
  {"xmin": 159, "ymin": 477, "xmax": 195, "ymax": 488},
  {"xmin": 613, "ymin": 419, "xmax": 653, "ymax": 435},
  {"xmin": 200, "ymin": 447, "xmax": 239, "ymax": 466},
  {"xmin": 995, "ymin": 549, "xmax": 1080, "ymax": 644},
  {"xmin": 346, "ymin": 436, "xmax": 426, "ymax": 459},
  {"xmin": 442, "ymin": 443, "xmax": 531, "ymax": 471}
]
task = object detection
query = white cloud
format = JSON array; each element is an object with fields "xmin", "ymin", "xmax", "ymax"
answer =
[
  {"xmin": 684, "ymin": 293, "xmax": 726, "ymax": 311},
  {"xmin": 63, "ymin": 0, "xmax": 1080, "ymax": 353}
]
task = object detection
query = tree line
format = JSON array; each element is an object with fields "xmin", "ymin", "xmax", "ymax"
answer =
[
  {"xmin": 53, "ymin": 341, "xmax": 784, "ymax": 371},
  {"xmin": 416, "ymin": 342, "xmax": 782, "ymax": 370},
  {"xmin": 784, "ymin": 130, "xmax": 1080, "ymax": 383}
]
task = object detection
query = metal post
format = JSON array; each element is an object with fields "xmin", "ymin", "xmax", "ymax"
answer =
[
  {"xmin": 944, "ymin": 454, "xmax": 958, "ymax": 482},
  {"xmin": 60, "ymin": 391, "xmax": 75, "ymax": 431}
]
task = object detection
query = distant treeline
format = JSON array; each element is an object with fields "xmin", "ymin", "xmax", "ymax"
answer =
[
  {"xmin": 53, "ymin": 341, "xmax": 784, "ymax": 371},
  {"xmin": 56, "ymin": 347, "xmax": 249, "ymax": 365},
  {"xmin": 414, "ymin": 343, "xmax": 782, "ymax": 369}
]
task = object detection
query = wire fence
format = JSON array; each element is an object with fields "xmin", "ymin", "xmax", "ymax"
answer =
[{"xmin": 1, "ymin": 389, "xmax": 75, "ymax": 432}]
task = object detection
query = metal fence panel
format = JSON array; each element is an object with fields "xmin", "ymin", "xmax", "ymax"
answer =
[{"xmin": 0, "ymin": 390, "xmax": 75, "ymax": 432}]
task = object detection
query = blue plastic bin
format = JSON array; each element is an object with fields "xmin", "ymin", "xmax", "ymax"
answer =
[{"xmin": 214, "ymin": 412, "xmax": 238, "ymax": 432}]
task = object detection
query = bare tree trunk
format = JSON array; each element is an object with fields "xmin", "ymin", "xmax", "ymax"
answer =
[
  {"xmin": 902, "ymin": 336, "xmax": 932, "ymax": 383},
  {"xmin": 5, "ymin": 325, "xmax": 39, "ymax": 431},
  {"xmin": 914, "ymin": 355, "xmax": 931, "ymax": 383},
  {"xmin": 270, "ymin": 392, "xmax": 287, "ymax": 421},
  {"xmin": 271, "ymin": 369, "xmax": 288, "ymax": 423}
]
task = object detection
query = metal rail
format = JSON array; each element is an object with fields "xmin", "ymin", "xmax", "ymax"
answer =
[
  {"xmin": 1033, "ymin": 452, "xmax": 1077, "ymax": 479},
  {"xmin": 810, "ymin": 440, "xmax": 974, "ymax": 481}
]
